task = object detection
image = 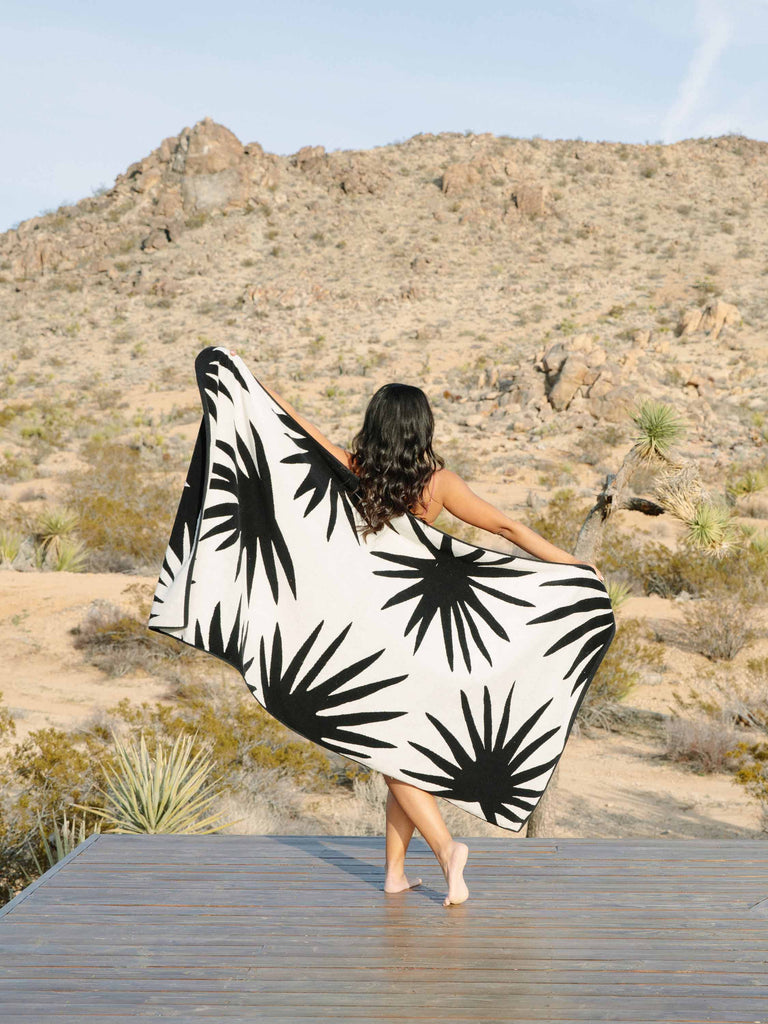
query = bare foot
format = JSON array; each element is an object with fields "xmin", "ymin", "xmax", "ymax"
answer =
[
  {"xmin": 384, "ymin": 871, "xmax": 423, "ymax": 894},
  {"xmin": 441, "ymin": 841, "xmax": 469, "ymax": 907}
]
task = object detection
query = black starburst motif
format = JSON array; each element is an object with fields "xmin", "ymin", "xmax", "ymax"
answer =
[
  {"xmin": 257, "ymin": 621, "xmax": 407, "ymax": 759},
  {"xmin": 371, "ymin": 519, "xmax": 536, "ymax": 671},
  {"xmin": 277, "ymin": 412, "xmax": 360, "ymax": 542},
  {"xmin": 527, "ymin": 576, "xmax": 616, "ymax": 697},
  {"xmin": 402, "ymin": 684, "xmax": 561, "ymax": 828},
  {"xmin": 195, "ymin": 348, "xmax": 249, "ymax": 423},
  {"xmin": 194, "ymin": 600, "xmax": 254, "ymax": 676},
  {"xmin": 150, "ymin": 420, "xmax": 206, "ymax": 618},
  {"xmin": 199, "ymin": 422, "xmax": 296, "ymax": 603}
]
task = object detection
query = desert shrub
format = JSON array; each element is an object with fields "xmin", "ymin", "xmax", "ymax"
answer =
[
  {"xmin": 673, "ymin": 658, "xmax": 768, "ymax": 730},
  {"xmin": 72, "ymin": 599, "xmax": 196, "ymax": 677},
  {"xmin": 65, "ymin": 439, "xmax": 180, "ymax": 570},
  {"xmin": 654, "ymin": 596, "xmax": 757, "ymax": 661},
  {"xmin": 577, "ymin": 618, "xmax": 662, "ymax": 729},
  {"xmin": 729, "ymin": 740, "xmax": 768, "ymax": 832},
  {"xmin": 663, "ymin": 715, "xmax": 738, "ymax": 773},
  {"xmin": 219, "ymin": 766, "xmax": 317, "ymax": 835},
  {"xmin": 102, "ymin": 679, "xmax": 336, "ymax": 789},
  {"xmin": 0, "ymin": 723, "xmax": 111, "ymax": 903},
  {"xmin": 602, "ymin": 532, "xmax": 767, "ymax": 602},
  {"xmin": 524, "ymin": 489, "xmax": 592, "ymax": 554},
  {"xmin": 0, "ymin": 692, "xmax": 15, "ymax": 743},
  {"xmin": 680, "ymin": 598, "xmax": 756, "ymax": 660}
]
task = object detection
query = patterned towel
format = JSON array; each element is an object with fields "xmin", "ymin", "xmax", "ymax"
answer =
[{"xmin": 149, "ymin": 347, "xmax": 616, "ymax": 831}]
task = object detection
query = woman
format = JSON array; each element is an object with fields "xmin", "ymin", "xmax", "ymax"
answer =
[{"xmin": 251, "ymin": 364, "xmax": 603, "ymax": 908}]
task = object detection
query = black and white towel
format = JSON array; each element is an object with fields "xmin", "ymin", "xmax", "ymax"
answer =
[{"xmin": 149, "ymin": 347, "xmax": 616, "ymax": 831}]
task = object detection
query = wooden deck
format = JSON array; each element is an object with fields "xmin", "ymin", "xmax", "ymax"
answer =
[{"xmin": 1, "ymin": 835, "xmax": 767, "ymax": 1023}]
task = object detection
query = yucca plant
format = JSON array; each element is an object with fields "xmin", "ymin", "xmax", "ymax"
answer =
[
  {"xmin": 654, "ymin": 465, "xmax": 738, "ymax": 556},
  {"xmin": 34, "ymin": 508, "xmax": 80, "ymax": 565},
  {"xmin": 605, "ymin": 579, "xmax": 631, "ymax": 610},
  {"xmin": 631, "ymin": 400, "xmax": 685, "ymax": 462},
  {"xmin": 686, "ymin": 500, "xmax": 738, "ymax": 555},
  {"xmin": 27, "ymin": 811, "xmax": 101, "ymax": 876},
  {"xmin": 0, "ymin": 528, "xmax": 23, "ymax": 565},
  {"xmin": 727, "ymin": 467, "xmax": 768, "ymax": 498},
  {"xmin": 52, "ymin": 536, "xmax": 87, "ymax": 572},
  {"xmin": 75, "ymin": 730, "xmax": 236, "ymax": 834},
  {"xmin": 748, "ymin": 531, "xmax": 768, "ymax": 556}
]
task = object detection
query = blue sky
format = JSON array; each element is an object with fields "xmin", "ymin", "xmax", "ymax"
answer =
[{"xmin": 2, "ymin": 0, "xmax": 767, "ymax": 232}]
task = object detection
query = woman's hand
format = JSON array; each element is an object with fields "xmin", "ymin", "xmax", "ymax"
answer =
[{"xmin": 587, "ymin": 563, "xmax": 605, "ymax": 583}]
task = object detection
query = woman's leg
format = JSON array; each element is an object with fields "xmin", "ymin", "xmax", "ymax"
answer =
[
  {"xmin": 383, "ymin": 788, "xmax": 422, "ymax": 893},
  {"xmin": 384, "ymin": 775, "xmax": 469, "ymax": 906}
]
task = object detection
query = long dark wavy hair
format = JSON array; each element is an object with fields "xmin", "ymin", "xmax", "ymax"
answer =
[{"xmin": 349, "ymin": 382, "xmax": 444, "ymax": 537}]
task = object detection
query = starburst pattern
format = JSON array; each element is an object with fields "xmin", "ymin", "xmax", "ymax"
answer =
[
  {"xmin": 528, "ymin": 576, "xmax": 616, "ymax": 697},
  {"xmin": 256, "ymin": 621, "xmax": 407, "ymax": 759},
  {"xmin": 372, "ymin": 519, "xmax": 535, "ymax": 671},
  {"xmin": 194, "ymin": 600, "xmax": 253, "ymax": 675},
  {"xmin": 402, "ymin": 684, "xmax": 561, "ymax": 827},
  {"xmin": 199, "ymin": 423, "xmax": 296, "ymax": 603},
  {"xmin": 196, "ymin": 348, "xmax": 249, "ymax": 422},
  {"xmin": 150, "ymin": 421, "xmax": 206, "ymax": 618},
  {"xmin": 277, "ymin": 412, "xmax": 360, "ymax": 542}
]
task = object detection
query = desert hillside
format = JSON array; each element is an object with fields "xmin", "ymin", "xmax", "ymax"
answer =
[{"xmin": 1, "ymin": 119, "xmax": 767, "ymax": 853}]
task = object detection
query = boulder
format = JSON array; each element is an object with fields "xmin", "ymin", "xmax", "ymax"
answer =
[
  {"xmin": 173, "ymin": 118, "xmax": 244, "ymax": 176},
  {"xmin": 589, "ymin": 385, "xmax": 636, "ymax": 423},
  {"xmin": 676, "ymin": 300, "xmax": 740, "ymax": 340},
  {"xmin": 140, "ymin": 227, "xmax": 171, "ymax": 251},
  {"xmin": 677, "ymin": 308, "xmax": 702, "ymax": 336},
  {"xmin": 512, "ymin": 184, "xmax": 547, "ymax": 216},
  {"xmin": 441, "ymin": 164, "xmax": 482, "ymax": 195},
  {"xmin": 547, "ymin": 355, "xmax": 598, "ymax": 411},
  {"xmin": 338, "ymin": 157, "xmax": 391, "ymax": 195},
  {"xmin": 699, "ymin": 298, "xmax": 741, "ymax": 340}
]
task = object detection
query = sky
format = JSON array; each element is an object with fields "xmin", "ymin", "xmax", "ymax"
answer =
[{"xmin": 1, "ymin": 0, "xmax": 767, "ymax": 232}]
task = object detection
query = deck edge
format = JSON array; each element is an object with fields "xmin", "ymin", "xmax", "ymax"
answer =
[{"xmin": 0, "ymin": 832, "xmax": 101, "ymax": 920}]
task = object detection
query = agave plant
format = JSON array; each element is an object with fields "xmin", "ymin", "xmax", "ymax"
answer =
[
  {"xmin": 631, "ymin": 400, "xmax": 685, "ymax": 462},
  {"xmin": 76, "ymin": 730, "xmax": 236, "ymax": 834}
]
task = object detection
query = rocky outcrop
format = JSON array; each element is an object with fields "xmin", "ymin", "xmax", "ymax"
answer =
[
  {"xmin": 121, "ymin": 117, "xmax": 278, "ymax": 216},
  {"xmin": 512, "ymin": 184, "xmax": 547, "ymax": 217},
  {"xmin": 0, "ymin": 118, "xmax": 281, "ymax": 278},
  {"xmin": 538, "ymin": 334, "xmax": 637, "ymax": 418},
  {"xmin": 441, "ymin": 163, "xmax": 483, "ymax": 195},
  {"xmin": 677, "ymin": 299, "xmax": 741, "ymax": 340},
  {"xmin": 291, "ymin": 147, "xmax": 392, "ymax": 196}
]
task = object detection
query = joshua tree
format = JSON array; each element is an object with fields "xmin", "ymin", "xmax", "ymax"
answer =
[{"xmin": 526, "ymin": 400, "xmax": 739, "ymax": 837}]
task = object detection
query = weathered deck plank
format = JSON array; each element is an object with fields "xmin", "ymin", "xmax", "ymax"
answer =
[{"xmin": 1, "ymin": 835, "xmax": 767, "ymax": 1022}]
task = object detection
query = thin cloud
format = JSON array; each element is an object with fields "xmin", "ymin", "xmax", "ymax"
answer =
[{"xmin": 662, "ymin": 0, "xmax": 732, "ymax": 142}]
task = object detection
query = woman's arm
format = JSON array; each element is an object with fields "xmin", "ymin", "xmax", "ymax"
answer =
[
  {"xmin": 262, "ymin": 382, "xmax": 351, "ymax": 467},
  {"xmin": 438, "ymin": 469, "xmax": 604, "ymax": 579},
  {"xmin": 228, "ymin": 351, "xmax": 351, "ymax": 468}
]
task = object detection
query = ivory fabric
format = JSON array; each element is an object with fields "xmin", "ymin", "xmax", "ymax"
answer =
[{"xmin": 149, "ymin": 347, "xmax": 616, "ymax": 831}]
